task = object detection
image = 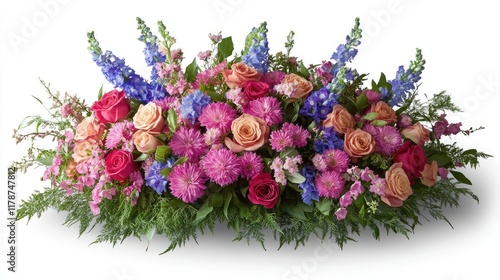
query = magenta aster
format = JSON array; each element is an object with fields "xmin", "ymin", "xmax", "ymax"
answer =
[
  {"xmin": 169, "ymin": 162, "xmax": 208, "ymax": 203},
  {"xmin": 105, "ymin": 120, "xmax": 135, "ymax": 150},
  {"xmin": 282, "ymin": 123, "xmax": 310, "ymax": 148},
  {"xmin": 323, "ymin": 149, "xmax": 350, "ymax": 173},
  {"xmin": 244, "ymin": 97, "xmax": 283, "ymax": 126},
  {"xmin": 199, "ymin": 102, "xmax": 237, "ymax": 134},
  {"xmin": 374, "ymin": 125, "xmax": 402, "ymax": 156},
  {"xmin": 315, "ymin": 171, "xmax": 345, "ymax": 199},
  {"xmin": 170, "ymin": 127, "xmax": 206, "ymax": 160},
  {"xmin": 239, "ymin": 152, "xmax": 264, "ymax": 180},
  {"xmin": 269, "ymin": 130, "xmax": 293, "ymax": 152},
  {"xmin": 200, "ymin": 148, "xmax": 241, "ymax": 186}
]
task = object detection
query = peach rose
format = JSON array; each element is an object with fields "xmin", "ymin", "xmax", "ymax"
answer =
[
  {"xmin": 74, "ymin": 117, "xmax": 105, "ymax": 143},
  {"xmin": 133, "ymin": 103, "xmax": 164, "ymax": 133},
  {"xmin": 369, "ymin": 101, "xmax": 397, "ymax": 124},
  {"xmin": 64, "ymin": 159, "xmax": 77, "ymax": 179},
  {"xmin": 401, "ymin": 122, "xmax": 430, "ymax": 146},
  {"xmin": 323, "ymin": 104, "xmax": 356, "ymax": 134},
  {"xmin": 281, "ymin": 73, "xmax": 314, "ymax": 99},
  {"xmin": 421, "ymin": 160, "xmax": 438, "ymax": 187},
  {"xmin": 72, "ymin": 139, "xmax": 97, "ymax": 163},
  {"xmin": 343, "ymin": 128, "xmax": 375, "ymax": 160},
  {"xmin": 223, "ymin": 62, "xmax": 262, "ymax": 88},
  {"xmin": 132, "ymin": 130, "xmax": 162, "ymax": 153},
  {"xmin": 381, "ymin": 162, "xmax": 413, "ymax": 207},
  {"xmin": 224, "ymin": 113, "xmax": 269, "ymax": 153}
]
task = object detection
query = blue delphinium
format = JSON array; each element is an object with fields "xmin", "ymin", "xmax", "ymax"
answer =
[
  {"xmin": 329, "ymin": 18, "xmax": 362, "ymax": 77},
  {"xmin": 298, "ymin": 165, "xmax": 319, "ymax": 205},
  {"xmin": 313, "ymin": 127, "xmax": 344, "ymax": 154},
  {"xmin": 88, "ymin": 32, "xmax": 166, "ymax": 104},
  {"xmin": 137, "ymin": 18, "xmax": 167, "ymax": 82},
  {"xmin": 145, "ymin": 158, "xmax": 176, "ymax": 194},
  {"xmin": 181, "ymin": 90, "xmax": 211, "ymax": 124},
  {"xmin": 242, "ymin": 22, "xmax": 269, "ymax": 73},
  {"xmin": 300, "ymin": 87, "xmax": 338, "ymax": 123},
  {"xmin": 387, "ymin": 49, "xmax": 426, "ymax": 106}
]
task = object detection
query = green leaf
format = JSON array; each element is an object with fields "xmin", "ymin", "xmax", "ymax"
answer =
[
  {"xmin": 222, "ymin": 189, "xmax": 232, "ymax": 219},
  {"xmin": 184, "ymin": 58, "xmax": 198, "ymax": 83},
  {"xmin": 31, "ymin": 95, "xmax": 44, "ymax": 105},
  {"xmin": 353, "ymin": 194, "xmax": 365, "ymax": 209},
  {"xmin": 144, "ymin": 226, "xmax": 155, "ymax": 251},
  {"xmin": 155, "ymin": 145, "xmax": 171, "ymax": 162},
  {"xmin": 450, "ymin": 170, "xmax": 472, "ymax": 185},
  {"xmin": 315, "ymin": 198, "xmax": 333, "ymax": 216},
  {"xmin": 156, "ymin": 133, "xmax": 169, "ymax": 142},
  {"xmin": 172, "ymin": 157, "xmax": 188, "ymax": 168},
  {"xmin": 216, "ymin": 37, "xmax": 234, "ymax": 62},
  {"xmin": 167, "ymin": 108, "xmax": 178, "ymax": 133},
  {"xmin": 194, "ymin": 202, "xmax": 214, "ymax": 224},
  {"xmin": 280, "ymin": 147, "xmax": 299, "ymax": 159},
  {"xmin": 427, "ymin": 152, "xmax": 452, "ymax": 166},
  {"xmin": 299, "ymin": 62, "xmax": 310, "ymax": 79},
  {"xmin": 97, "ymin": 84, "xmax": 104, "ymax": 100},
  {"xmin": 210, "ymin": 193, "xmax": 223, "ymax": 208},
  {"xmin": 240, "ymin": 187, "xmax": 249, "ymax": 197},
  {"xmin": 160, "ymin": 167, "xmax": 172, "ymax": 178},
  {"xmin": 364, "ymin": 112, "xmax": 378, "ymax": 121},
  {"xmin": 462, "ymin": 149, "xmax": 477, "ymax": 156},
  {"xmin": 371, "ymin": 120, "xmax": 387, "ymax": 127},
  {"xmin": 355, "ymin": 92, "xmax": 369, "ymax": 114},
  {"xmin": 36, "ymin": 156, "xmax": 54, "ymax": 166},
  {"xmin": 359, "ymin": 205, "xmax": 366, "ymax": 220},
  {"xmin": 134, "ymin": 153, "xmax": 150, "ymax": 162},
  {"xmin": 285, "ymin": 204, "xmax": 307, "ymax": 220},
  {"xmin": 285, "ymin": 172, "xmax": 306, "ymax": 184}
]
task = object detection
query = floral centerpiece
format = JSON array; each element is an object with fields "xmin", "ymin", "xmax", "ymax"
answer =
[{"xmin": 14, "ymin": 18, "xmax": 490, "ymax": 253}]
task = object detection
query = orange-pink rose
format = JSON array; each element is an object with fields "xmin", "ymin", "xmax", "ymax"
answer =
[
  {"xmin": 64, "ymin": 159, "xmax": 77, "ymax": 179},
  {"xmin": 381, "ymin": 162, "xmax": 413, "ymax": 207},
  {"xmin": 421, "ymin": 160, "xmax": 438, "ymax": 187},
  {"xmin": 369, "ymin": 101, "xmax": 397, "ymax": 124},
  {"xmin": 222, "ymin": 62, "xmax": 262, "ymax": 88},
  {"xmin": 401, "ymin": 122, "xmax": 430, "ymax": 146},
  {"xmin": 224, "ymin": 113, "xmax": 269, "ymax": 153},
  {"xmin": 343, "ymin": 128, "xmax": 375, "ymax": 159},
  {"xmin": 75, "ymin": 117, "xmax": 105, "ymax": 143},
  {"xmin": 323, "ymin": 104, "xmax": 356, "ymax": 134},
  {"xmin": 281, "ymin": 73, "xmax": 314, "ymax": 99},
  {"xmin": 72, "ymin": 139, "xmax": 97, "ymax": 163},
  {"xmin": 133, "ymin": 103, "xmax": 164, "ymax": 134},
  {"xmin": 132, "ymin": 130, "xmax": 162, "ymax": 153}
]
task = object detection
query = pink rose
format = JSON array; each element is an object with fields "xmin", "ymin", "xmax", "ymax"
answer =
[
  {"xmin": 421, "ymin": 160, "xmax": 438, "ymax": 187},
  {"xmin": 343, "ymin": 128, "xmax": 375, "ymax": 159},
  {"xmin": 132, "ymin": 103, "xmax": 164, "ymax": 133},
  {"xmin": 401, "ymin": 122, "xmax": 430, "ymax": 146},
  {"xmin": 368, "ymin": 101, "xmax": 398, "ymax": 124},
  {"xmin": 381, "ymin": 162, "xmax": 413, "ymax": 207},
  {"xmin": 393, "ymin": 141, "xmax": 427, "ymax": 183},
  {"xmin": 105, "ymin": 150, "xmax": 138, "ymax": 181},
  {"xmin": 223, "ymin": 62, "xmax": 262, "ymax": 88},
  {"xmin": 323, "ymin": 104, "xmax": 356, "ymax": 135},
  {"xmin": 91, "ymin": 89, "xmax": 130, "ymax": 124},
  {"xmin": 74, "ymin": 117, "xmax": 105, "ymax": 143},
  {"xmin": 248, "ymin": 173, "xmax": 280, "ymax": 209},
  {"xmin": 72, "ymin": 139, "xmax": 97, "ymax": 163},
  {"xmin": 224, "ymin": 114, "xmax": 269, "ymax": 153},
  {"xmin": 132, "ymin": 130, "xmax": 162, "ymax": 153},
  {"xmin": 243, "ymin": 81, "xmax": 269, "ymax": 100}
]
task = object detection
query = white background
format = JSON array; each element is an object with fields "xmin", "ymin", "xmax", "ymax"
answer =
[{"xmin": 1, "ymin": 0, "xmax": 499, "ymax": 279}]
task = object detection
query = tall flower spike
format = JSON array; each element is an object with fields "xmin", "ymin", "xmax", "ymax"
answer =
[
  {"xmin": 137, "ymin": 17, "xmax": 167, "ymax": 82},
  {"xmin": 242, "ymin": 22, "xmax": 269, "ymax": 73},
  {"xmin": 387, "ymin": 49, "xmax": 426, "ymax": 106}
]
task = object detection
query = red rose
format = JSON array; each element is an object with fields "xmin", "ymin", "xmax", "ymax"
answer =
[
  {"xmin": 393, "ymin": 141, "xmax": 427, "ymax": 183},
  {"xmin": 243, "ymin": 81, "xmax": 270, "ymax": 101},
  {"xmin": 92, "ymin": 89, "xmax": 130, "ymax": 124},
  {"xmin": 105, "ymin": 150, "xmax": 138, "ymax": 181},
  {"xmin": 248, "ymin": 173, "xmax": 280, "ymax": 209}
]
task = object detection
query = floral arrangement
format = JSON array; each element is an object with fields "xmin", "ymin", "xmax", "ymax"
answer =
[{"xmin": 14, "ymin": 18, "xmax": 490, "ymax": 253}]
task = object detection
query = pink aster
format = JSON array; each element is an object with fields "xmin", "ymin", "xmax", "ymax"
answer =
[
  {"xmin": 170, "ymin": 127, "xmax": 206, "ymax": 161},
  {"xmin": 199, "ymin": 102, "xmax": 237, "ymax": 133},
  {"xmin": 244, "ymin": 97, "xmax": 283, "ymax": 126},
  {"xmin": 323, "ymin": 149, "xmax": 350, "ymax": 173},
  {"xmin": 200, "ymin": 148, "xmax": 241, "ymax": 186},
  {"xmin": 282, "ymin": 123, "xmax": 310, "ymax": 148},
  {"xmin": 315, "ymin": 171, "xmax": 345, "ymax": 199},
  {"xmin": 260, "ymin": 71, "xmax": 286, "ymax": 92},
  {"xmin": 239, "ymin": 152, "xmax": 264, "ymax": 180},
  {"xmin": 269, "ymin": 130, "xmax": 293, "ymax": 152},
  {"xmin": 169, "ymin": 162, "xmax": 208, "ymax": 203},
  {"xmin": 374, "ymin": 125, "xmax": 402, "ymax": 156},
  {"xmin": 105, "ymin": 120, "xmax": 136, "ymax": 150}
]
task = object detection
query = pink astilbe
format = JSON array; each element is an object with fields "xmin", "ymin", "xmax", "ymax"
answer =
[
  {"xmin": 170, "ymin": 127, "xmax": 206, "ymax": 161},
  {"xmin": 244, "ymin": 97, "xmax": 283, "ymax": 126},
  {"xmin": 239, "ymin": 152, "xmax": 264, "ymax": 180},
  {"xmin": 199, "ymin": 102, "xmax": 237, "ymax": 133},
  {"xmin": 169, "ymin": 162, "xmax": 207, "ymax": 203},
  {"xmin": 201, "ymin": 148, "xmax": 241, "ymax": 186}
]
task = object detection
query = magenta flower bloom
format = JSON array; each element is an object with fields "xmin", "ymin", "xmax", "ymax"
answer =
[
  {"xmin": 170, "ymin": 127, "xmax": 206, "ymax": 160},
  {"xmin": 199, "ymin": 102, "xmax": 237, "ymax": 134},
  {"xmin": 201, "ymin": 148, "xmax": 241, "ymax": 186},
  {"xmin": 239, "ymin": 152, "xmax": 264, "ymax": 180},
  {"xmin": 374, "ymin": 125, "xmax": 402, "ymax": 156},
  {"xmin": 315, "ymin": 171, "xmax": 345, "ymax": 199},
  {"xmin": 169, "ymin": 162, "xmax": 207, "ymax": 203},
  {"xmin": 105, "ymin": 120, "xmax": 135, "ymax": 150},
  {"xmin": 282, "ymin": 123, "xmax": 310, "ymax": 148},
  {"xmin": 323, "ymin": 149, "xmax": 350, "ymax": 173},
  {"xmin": 269, "ymin": 130, "xmax": 293, "ymax": 152},
  {"xmin": 244, "ymin": 97, "xmax": 283, "ymax": 126}
]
